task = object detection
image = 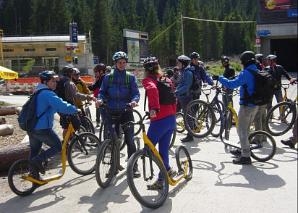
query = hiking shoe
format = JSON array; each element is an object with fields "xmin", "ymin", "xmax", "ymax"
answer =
[
  {"xmin": 167, "ymin": 168, "xmax": 177, "ymax": 178},
  {"xmin": 281, "ymin": 139, "xmax": 295, "ymax": 149},
  {"xmin": 232, "ymin": 156, "xmax": 251, "ymax": 165},
  {"xmin": 30, "ymin": 160, "xmax": 45, "ymax": 174},
  {"xmin": 230, "ymin": 148, "xmax": 241, "ymax": 157},
  {"xmin": 147, "ymin": 180, "xmax": 163, "ymax": 190},
  {"xmin": 181, "ymin": 135, "xmax": 193, "ymax": 143}
]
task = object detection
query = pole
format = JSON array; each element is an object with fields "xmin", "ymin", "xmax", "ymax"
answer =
[{"xmin": 181, "ymin": 15, "xmax": 184, "ymax": 54}]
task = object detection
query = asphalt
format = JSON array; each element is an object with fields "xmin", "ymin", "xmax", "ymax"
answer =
[{"xmin": 0, "ymin": 84, "xmax": 297, "ymax": 213}]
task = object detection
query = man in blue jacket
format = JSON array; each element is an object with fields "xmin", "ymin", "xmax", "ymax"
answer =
[
  {"xmin": 96, "ymin": 51, "xmax": 141, "ymax": 177},
  {"xmin": 213, "ymin": 51, "xmax": 259, "ymax": 165},
  {"xmin": 29, "ymin": 70, "xmax": 78, "ymax": 174}
]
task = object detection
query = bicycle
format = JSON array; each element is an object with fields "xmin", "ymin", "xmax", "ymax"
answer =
[
  {"xmin": 126, "ymin": 119, "xmax": 193, "ymax": 209},
  {"xmin": 82, "ymin": 101, "xmax": 92, "ymax": 120},
  {"xmin": 265, "ymin": 82, "xmax": 297, "ymax": 136},
  {"xmin": 7, "ymin": 115, "xmax": 101, "ymax": 196}
]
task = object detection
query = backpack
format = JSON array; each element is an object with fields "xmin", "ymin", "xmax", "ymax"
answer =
[
  {"xmin": 18, "ymin": 88, "xmax": 50, "ymax": 132},
  {"xmin": 244, "ymin": 69, "xmax": 275, "ymax": 105},
  {"xmin": 190, "ymin": 66, "xmax": 203, "ymax": 92},
  {"xmin": 55, "ymin": 76, "xmax": 68, "ymax": 101},
  {"xmin": 144, "ymin": 76, "xmax": 176, "ymax": 110}
]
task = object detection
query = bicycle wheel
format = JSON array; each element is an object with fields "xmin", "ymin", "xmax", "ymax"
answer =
[
  {"xmin": 265, "ymin": 101, "xmax": 296, "ymax": 136},
  {"xmin": 80, "ymin": 116, "xmax": 95, "ymax": 134},
  {"xmin": 249, "ymin": 131, "xmax": 276, "ymax": 162},
  {"xmin": 8, "ymin": 159, "xmax": 39, "ymax": 196},
  {"xmin": 168, "ymin": 128, "xmax": 177, "ymax": 149},
  {"xmin": 223, "ymin": 109, "xmax": 233, "ymax": 141},
  {"xmin": 95, "ymin": 140, "xmax": 117, "ymax": 188},
  {"xmin": 133, "ymin": 109, "xmax": 143, "ymax": 136},
  {"xmin": 211, "ymin": 100, "xmax": 224, "ymax": 137},
  {"xmin": 175, "ymin": 146, "xmax": 193, "ymax": 180},
  {"xmin": 184, "ymin": 99, "xmax": 216, "ymax": 138},
  {"xmin": 176, "ymin": 112, "xmax": 185, "ymax": 133},
  {"xmin": 85, "ymin": 106, "xmax": 92, "ymax": 120},
  {"xmin": 67, "ymin": 132, "xmax": 100, "ymax": 175},
  {"xmin": 127, "ymin": 149, "xmax": 169, "ymax": 209}
]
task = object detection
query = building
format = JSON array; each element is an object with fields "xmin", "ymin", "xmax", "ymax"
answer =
[
  {"xmin": 256, "ymin": 0, "xmax": 297, "ymax": 72},
  {"xmin": 1, "ymin": 34, "xmax": 95, "ymax": 75}
]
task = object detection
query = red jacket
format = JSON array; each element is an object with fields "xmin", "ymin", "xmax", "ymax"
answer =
[{"xmin": 142, "ymin": 74, "xmax": 176, "ymax": 121}]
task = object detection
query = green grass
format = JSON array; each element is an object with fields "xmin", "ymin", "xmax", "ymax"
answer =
[{"xmin": 205, "ymin": 60, "xmax": 242, "ymax": 76}]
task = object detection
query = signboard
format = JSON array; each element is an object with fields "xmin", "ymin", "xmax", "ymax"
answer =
[
  {"xmin": 93, "ymin": 56, "xmax": 99, "ymax": 64},
  {"xmin": 69, "ymin": 22, "xmax": 78, "ymax": 43},
  {"xmin": 257, "ymin": 29, "xmax": 271, "ymax": 37}
]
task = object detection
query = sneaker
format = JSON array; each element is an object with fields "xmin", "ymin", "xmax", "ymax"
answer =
[
  {"xmin": 230, "ymin": 148, "xmax": 241, "ymax": 157},
  {"xmin": 133, "ymin": 169, "xmax": 141, "ymax": 178},
  {"xmin": 167, "ymin": 168, "xmax": 177, "ymax": 178},
  {"xmin": 147, "ymin": 180, "xmax": 163, "ymax": 190},
  {"xmin": 281, "ymin": 139, "xmax": 295, "ymax": 149},
  {"xmin": 250, "ymin": 139, "xmax": 260, "ymax": 145},
  {"xmin": 181, "ymin": 135, "xmax": 193, "ymax": 143},
  {"xmin": 30, "ymin": 160, "xmax": 45, "ymax": 174},
  {"xmin": 232, "ymin": 156, "xmax": 252, "ymax": 165}
]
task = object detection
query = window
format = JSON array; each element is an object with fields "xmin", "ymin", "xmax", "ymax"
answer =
[
  {"xmin": 46, "ymin": 48, "xmax": 56, "ymax": 51},
  {"xmin": 24, "ymin": 48, "xmax": 35, "ymax": 52},
  {"xmin": 3, "ymin": 48, "xmax": 14, "ymax": 52}
]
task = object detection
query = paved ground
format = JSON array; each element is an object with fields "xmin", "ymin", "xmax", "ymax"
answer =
[{"xmin": 0, "ymin": 79, "xmax": 297, "ymax": 213}]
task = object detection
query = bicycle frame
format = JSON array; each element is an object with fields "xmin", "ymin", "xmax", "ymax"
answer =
[{"xmin": 22, "ymin": 122, "xmax": 75, "ymax": 185}]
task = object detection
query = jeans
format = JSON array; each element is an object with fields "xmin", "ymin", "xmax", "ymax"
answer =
[
  {"xmin": 237, "ymin": 105, "xmax": 258, "ymax": 157},
  {"xmin": 178, "ymin": 95, "xmax": 193, "ymax": 136},
  {"xmin": 222, "ymin": 88, "xmax": 233, "ymax": 109},
  {"xmin": 28, "ymin": 129, "xmax": 62, "ymax": 162}
]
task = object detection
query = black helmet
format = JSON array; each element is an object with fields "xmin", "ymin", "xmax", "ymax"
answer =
[
  {"xmin": 39, "ymin": 70, "xmax": 58, "ymax": 82},
  {"xmin": 72, "ymin": 68, "xmax": 80, "ymax": 75},
  {"xmin": 240, "ymin": 51, "xmax": 255, "ymax": 67},
  {"xmin": 190, "ymin": 52, "xmax": 200, "ymax": 59},
  {"xmin": 166, "ymin": 68, "xmax": 174, "ymax": 78},
  {"xmin": 221, "ymin": 55, "xmax": 230, "ymax": 64},
  {"xmin": 62, "ymin": 65, "xmax": 74, "ymax": 76},
  {"xmin": 255, "ymin": 53, "xmax": 263, "ymax": 62},
  {"xmin": 112, "ymin": 51, "xmax": 128, "ymax": 62},
  {"xmin": 143, "ymin": 56, "xmax": 159, "ymax": 71},
  {"xmin": 177, "ymin": 55, "xmax": 191, "ymax": 67},
  {"xmin": 266, "ymin": 54, "xmax": 277, "ymax": 61},
  {"xmin": 94, "ymin": 63, "xmax": 106, "ymax": 72}
]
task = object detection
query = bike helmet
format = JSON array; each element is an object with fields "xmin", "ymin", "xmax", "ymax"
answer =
[
  {"xmin": 221, "ymin": 55, "xmax": 230, "ymax": 64},
  {"xmin": 73, "ymin": 68, "xmax": 80, "ymax": 75},
  {"xmin": 190, "ymin": 52, "xmax": 200, "ymax": 59},
  {"xmin": 112, "ymin": 51, "xmax": 128, "ymax": 62},
  {"xmin": 61, "ymin": 65, "xmax": 74, "ymax": 77},
  {"xmin": 255, "ymin": 53, "xmax": 263, "ymax": 62},
  {"xmin": 166, "ymin": 68, "xmax": 174, "ymax": 78},
  {"xmin": 177, "ymin": 55, "xmax": 191, "ymax": 67},
  {"xmin": 143, "ymin": 56, "xmax": 159, "ymax": 71},
  {"xmin": 94, "ymin": 63, "xmax": 106, "ymax": 72},
  {"xmin": 266, "ymin": 54, "xmax": 277, "ymax": 61},
  {"xmin": 239, "ymin": 51, "xmax": 255, "ymax": 67},
  {"xmin": 39, "ymin": 70, "xmax": 58, "ymax": 82}
]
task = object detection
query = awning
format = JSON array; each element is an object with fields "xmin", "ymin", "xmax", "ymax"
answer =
[{"xmin": 0, "ymin": 66, "xmax": 18, "ymax": 80}]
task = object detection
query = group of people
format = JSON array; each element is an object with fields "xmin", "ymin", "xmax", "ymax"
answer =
[{"xmin": 28, "ymin": 48, "xmax": 296, "ymax": 177}]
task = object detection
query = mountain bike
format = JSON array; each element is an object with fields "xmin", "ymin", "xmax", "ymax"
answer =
[
  {"xmin": 8, "ymin": 114, "xmax": 100, "ymax": 196},
  {"xmin": 126, "ymin": 119, "xmax": 192, "ymax": 209}
]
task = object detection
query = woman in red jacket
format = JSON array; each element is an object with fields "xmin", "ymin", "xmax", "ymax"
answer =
[{"xmin": 142, "ymin": 56, "xmax": 177, "ymax": 190}]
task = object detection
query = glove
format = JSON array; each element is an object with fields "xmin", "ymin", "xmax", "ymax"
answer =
[{"xmin": 212, "ymin": 75, "xmax": 219, "ymax": 81}]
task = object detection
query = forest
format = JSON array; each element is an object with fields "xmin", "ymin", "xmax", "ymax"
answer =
[{"xmin": 0, "ymin": 0, "xmax": 257, "ymax": 66}]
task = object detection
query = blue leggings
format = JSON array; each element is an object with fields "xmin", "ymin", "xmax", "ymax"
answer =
[{"xmin": 147, "ymin": 115, "xmax": 176, "ymax": 171}]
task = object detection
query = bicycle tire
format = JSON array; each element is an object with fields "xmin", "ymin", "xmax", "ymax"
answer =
[
  {"xmin": 95, "ymin": 140, "xmax": 117, "ymax": 188},
  {"xmin": 67, "ymin": 132, "xmax": 100, "ymax": 175},
  {"xmin": 126, "ymin": 149, "xmax": 169, "ymax": 209},
  {"xmin": 133, "ymin": 109, "xmax": 143, "ymax": 136},
  {"xmin": 8, "ymin": 159, "xmax": 39, "ymax": 196},
  {"xmin": 265, "ymin": 101, "xmax": 296, "ymax": 136},
  {"xmin": 176, "ymin": 112, "xmax": 185, "ymax": 133},
  {"xmin": 168, "ymin": 128, "xmax": 177, "ymax": 149},
  {"xmin": 211, "ymin": 100, "xmax": 224, "ymax": 137},
  {"xmin": 81, "ymin": 116, "xmax": 95, "ymax": 134},
  {"xmin": 175, "ymin": 146, "xmax": 193, "ymax": 180},
  {"xmin": 249, "ymin": 131, "xmax": 276, "ymax": 162},
  {"xmin": 184, "ymin": 99, "xmax": 216, "ymax": 138},
  {"xmin": 224, "ymin": 109, "xmax": 232, "ymax": 141},
  {"xmin": 85, "ymin": 106, "xmax": 92, "ymax": 120}
]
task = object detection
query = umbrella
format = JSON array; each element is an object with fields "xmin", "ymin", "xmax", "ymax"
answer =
[{"xmin": 0, "ymin": 65, "xmax": 18, "ymax": 80}]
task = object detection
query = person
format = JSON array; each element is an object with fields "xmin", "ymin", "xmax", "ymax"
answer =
[
  {"xmin": 281, "ymin": 117, "xmax": 297, "ymax": 149},
  {"xmin": 220, "ymin": 55, "xmax": 235, "ymax": 108},
  {"xmin": 29, "ymin": 70, "xmax": 78, "ymax": 174},
  {"xmin": 255, "ymin": 53, "xmax": 265, "ymax": 70},
  {"xmin": 57, "ymin": 66, "xmax": 96, "ymax": 138},
  {"xmin": 189, "ymin": 51, "xmax": 214, "ymax": 100},
  {"xmin": 175, "ymin": 55, "xmax": 194, "ymax": 142},
  {"xmin": 88, "ymin": 63, "xmax": 106, "ymax": 127},
  {"xmin": 265, "ymin": 54, "xmax": 296, "ymax": 114},
  {"xmin": 95, "ymin": 51, "xmax": 140, "ymax": 177},
  {"xmin": 142, "ymin": 56, "xmax": 177, "ymax": 189},
  {"xmin": 213, "ymin": 50, "xmax": 259, "ymax": 165},
  {"xmin": 71, "ymin": 68, "xmax": 91, "ymax": 115}
]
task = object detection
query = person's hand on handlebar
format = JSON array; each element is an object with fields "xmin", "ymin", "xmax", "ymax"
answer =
[
  {"xmin": 95, "ymin": 99, "xmax": 103, "ymax": 108},
  {"xmin": 129, "ymin": 101, "xmax": 138, "ymax": 108}
]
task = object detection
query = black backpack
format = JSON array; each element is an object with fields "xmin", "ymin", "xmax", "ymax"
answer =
[
  {"xmin": 244, "ymin": 69, "xmax": 275, "ymax": 105},
  {"xmin": 55, "ymin": 76, "xmax": 68, "ymax": 101},
  {"xmin": 18, "ymin": 88, "xmax": 50, "ymax": 132}
]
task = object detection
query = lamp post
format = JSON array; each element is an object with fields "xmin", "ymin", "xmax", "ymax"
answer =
[{"xmin": 181, "ymin": 15, "xmax": 185, "ymax": 54}]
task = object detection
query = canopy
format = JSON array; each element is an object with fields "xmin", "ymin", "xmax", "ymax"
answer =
[{"xmin": 0, "ymin": 65, "xmax": 18, "ymax": 80}]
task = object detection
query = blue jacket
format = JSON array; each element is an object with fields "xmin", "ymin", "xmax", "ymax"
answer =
[
  {"xmin": 190, "ymin": 64, "xmax": 214, "ymax": 86},
  {"xmin": 99, "ymin": 69, "xmax": 140, "ymax": 111},
  {"xmin": 219, "ymin": 64, "xmax": 257, "ymax": 106},
  {"xmin": 34, "ymin": 83, "xmax": 77, "ymax": 130},
  {"xmin": 175, "ymin": 66, "xmax": 193, "ymax": 98}
]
